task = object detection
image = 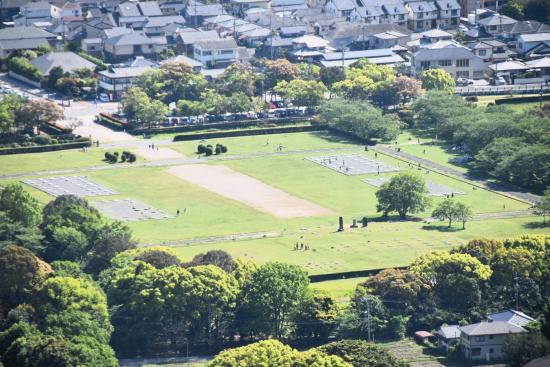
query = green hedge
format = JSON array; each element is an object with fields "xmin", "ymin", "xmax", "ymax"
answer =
[
  {"xmin": 173, "ymin": 125, "xmax": 326, "ymax": 141},
  {"xmin": 494, "ymin": 94, "xmax": 550, "ymax": 105},
  {"xmin": 77, "ymin": 52, "xmax": 107, "ymax": 71},
  {"xmin": 0, "ymin": 140, "xmax": 91, "ymax": 155},
  {"xmin": 7, "ymin": 57, "xmax": 42, "ymax": 82},
  {"xmin": 97, "ymin": 113, "xmax": 128, "ymax": 131}
]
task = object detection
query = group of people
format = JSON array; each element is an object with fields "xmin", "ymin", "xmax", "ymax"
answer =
[
  {"xmin": 148, "ymin": 143, "xmax": 159, "ymax": 151},
  {"xmin": 293, "ymin": 242, "xmax": 311, "ymax": 251},
  {"xmin": 176, "ymin": 208, "xmax": 188, "ymax": 216}
]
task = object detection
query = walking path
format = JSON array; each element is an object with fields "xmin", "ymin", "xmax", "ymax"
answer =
[{"xmin": 373, "ymin": 145, "xmax": 540, "ymax": 204}]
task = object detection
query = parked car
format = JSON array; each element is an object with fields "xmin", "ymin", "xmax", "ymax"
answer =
[
  {"xmin": 456, "ymin": 78, "xmax": 474, "ymax": 86},
  {"xmin": 492, "ymin": 76, "xmax": 507, "ymax": 85},
  {"xmin": 97, "ymin": 93, "xmax": 109, "ymax": 102}
]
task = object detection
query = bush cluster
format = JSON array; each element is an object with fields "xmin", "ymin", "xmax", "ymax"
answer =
[
  {"xmin": 104, "ymin": 151, "xmax": 137, "ymax": 163},
  {"xmin": 0, "ymin": 134, "xmax": 88, "ymax": 149},
  {"xmin": 6, "ymin": 57, "xmax": 42, "ymax": 81},
  {"xmin": 197, "ymin": 143, "xmax": 227, "ymax": 156}
]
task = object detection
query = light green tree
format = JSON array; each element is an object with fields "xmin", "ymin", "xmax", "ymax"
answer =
[
  {"xmin": 375, "ymin": 172, "xmax": 431, "ymax": 218},
  {"xmin": 0, "ymin": 184, "xmax": 41, "ymax": 227},
  {"xmin": 419, "ymin": 69, "xmax": 455, "ymax": 92}
]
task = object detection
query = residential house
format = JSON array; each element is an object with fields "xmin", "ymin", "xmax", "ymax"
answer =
[
  {"xmin": 349, "ymin": 5, "xmax": 385, "ymax": 25},
  {"xmin": 525, "ymin": 57, "xmax": 550, "ymax": 82},
  {"xmin": 230, "ymin": 0, "xmax": 270, "ymax": 16},
  {"xmin": 411, "ymin": 40, "xmax": 486, "ymax": 79},
  {"xmin": 517, "ymin": 33, "xmax": 550, "ymax": 57},
  {"xmin": 459, "ymin": 321, "xmax": 525, "ymax": 361},
  {"xmin": 80, "ymin": 37, "xmax": 103, "ymax": 56},
  {"xmin": 137, "ymin": 1, "xmax": 163, "ymax": 17},
  {"xmin": 371, "ymin": 30, "xmax": 409, "ymax": 48},
  {"xmin": 487, "ymin": 310, "xmax": 536, "ymax": 328},
  {"xmin": 185, "ymin": 1, "xmax": 224, "ymax": 27},
  {"xmin": 98, "ymin": 65, "xmax": 152, "ymax": 100},
  {"xmin": 176, "ymin": 29, "xmax": 220, "ymax": 54},
  {"xmin": 320, "ymin": 48, "xmax": 405, "ymax": 68},
  {"xmin": 0, "ymin": 26, "xmax": 55, "ymax": 59},
  {"xmin": 436, "ymin": 325, "xmax": 461, "ymax": 352},
  {"xmin": 14, "ymin": 1, "xmax": 52, "ymax": 27},
  {"xmin": 143, "ymin": 15, "xmax": 185, "ymax": 36},
  {"xmin": 1, "ymin": 0, "xmax": 29, "ymax": 24},
  {"xmin": 381, "ymin": 1, "xmax": 408, "ymax": 26},
  {"xmin": 30, "ymin": 51, "xmax": 96, "ymax": 76},
  {"xmin": 488, "ymin": 60, "xmax": 528, "ymax": 83},
  {"xmin": 434, "ymin": 0, "xmax": 460, "ymax": 29},
  {"xmin": 478, "ymin": 13, "xmax": 517, "ymax": 36},
  {"xmin": 104, "ymin": 32, "xmax": 166, "ymax": 62},
  {"xmin": 406, "ymin": 1, "xmax": 438, "ymax": 32},
  {"xmin": 193, "ymin": 38, "xmax": 238, "ymax": 68},
  {"xmin": 324, "ymin": 0, "xmax": 356, "ymax": 19},
  {"xmin": 291, "ymin": 34, "xmax": 332, "ymax": 61},
  {"xmin": 502, "ymin": 20, "xmax": 550, "ymax": 41},
  {"xmin": 465, "ymin": 39, "xmax": 514, "ymax": 62},
  {"xmin": 161, "ymin": 54, "xmax": 203, "ymax": 72},
  {"xmin": 51, "ymin": 2, "xmax": 83, "ymax": 21},
  {"xmin": 407, "ymin": 28, "xmax": 453, "ymax": 49},
  {"xmin": 280, "ymin": 26, "xmax": 308, "ymax": 38},
  {"xmin": 82, "ymin": 16, "xmax": 116, "ymax": 38},
  {"xmin": 271, "ymin": 0, "xmax": 308, "ymax": 13}
]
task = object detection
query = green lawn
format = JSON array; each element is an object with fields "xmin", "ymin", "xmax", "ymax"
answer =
[
  {"xmin": 0, "ymin": 148, "xmax": 108, "ymax": 175},
  {"xmin": 475, "ymin": 94, "xmax": 548, "ymax": 111},
  {"xmin": 312, "ymin": 277, "xmax": 368, "ymax": 305},
  {"xmin": 168, "ymin": 131, "xmax": 360, "ymax": 156},
  {"xmin": 396, "ymin": 142, "xmax": 469, "ymax": 174},
  {"xmin": 1, "ymin": 130, "xmax": 546, "ymax": 277}
]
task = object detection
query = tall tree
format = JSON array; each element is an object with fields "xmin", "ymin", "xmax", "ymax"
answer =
[
  {"xmin": 419, "ymin": 69, "xmax": 455, "ymax": 92},
  {"xmin": 16, "ymin": 100, "xmax": 63, "ymax": 134},
  {"xmin": 263, "ymin": 59, "xmax": 299, "ymax": 90},
  {"xmin": 375, "ymin": 172, "xmax": 431, "ymax": 218},
  {"xmin": 0, "ymin": 184, "xmax": 41, "ymax": 227}
]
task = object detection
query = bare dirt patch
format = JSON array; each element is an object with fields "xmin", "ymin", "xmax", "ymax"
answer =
[
  {"xmin": 133, "ymin": 147, "xmax": 184, "ymax": 161},
  {"xmin": 167, "ymin": 164, "xmax": 332, "ymax": 218}
]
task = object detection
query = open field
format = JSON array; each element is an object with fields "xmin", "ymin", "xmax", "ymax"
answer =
[
  {"xmin": 312, "ymin": 277, "xmax": 369, "ymax": 304},
  {"xmin": 1, "ymin": 130, "xmax": 547, "ymax": 278},
  {"xmin": 475, "ymin": 94, "xmax": 547, "ymax": 111}
]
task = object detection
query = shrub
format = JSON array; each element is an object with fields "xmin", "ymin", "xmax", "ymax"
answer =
[
  {"xmin": 197, "ymin": 144, "xmax": 206, "ymax": 154},
  {"xmin": 33, "ymin": 135, "xmax": 52, "ymax": 145},
  {"xmin": 205, "ymin": 146, "xmax": 213, "ymax": 156},
  {"xmin": 7, "ymin": 57, "xmax": 42, "ymax": 81},
  {"xmin": 104, "ymin": 152, "xmax": 118, "ymax": 163},
  {"xmin": 465, "ymin": 96, "xmax": 478, "ymax": 102},
  {"xmin": 127, "ymin": 153, "xmax": 136, "ymax": 163},
  {"xmin": 220, "ymin": 145, "xmax": 228, "ymax": 153},
  {"xmin": 215, "ymin": 145, "xmax": 222, "ymax": 155},
  {"xmin": 120, "ymin": 154, "xmax": 126, "ymax": 162}
]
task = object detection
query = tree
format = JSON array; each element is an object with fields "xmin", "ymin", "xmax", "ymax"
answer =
[
  {"xmin": 454, "ymin": 202, "xmax": 473, "ymax": 229},
  {"xmin": 503, "ymin": 331, "xmax": 550, "ymax": 367},
  {"xmin": 543, "ymin": 298, "xmax": 550, "ymax": 340},
  {"xmin": 319, "ymin": 99, "xmax": 401, "ymax": 141},
  {"xmin": 317, "ymin": 340, "xmax": 409, "ymax": 367},
  {"xmin": 320, "ymin": 67, "xmax": 345, "ymax": 93},
  {"xmin": 500, "ymin": 0, "xmax": 524, "ymax": 20},
  {"xmin": 295, "ymin": 290, "xmax": 339, "ymax": 342},
  {"xmin": 274, "ymin": 79, "xmax": 327, "ymax": 107},
  {"xmin": 419, "ymin": 69, "xmax": 455, "ymax": 92},
  {"xmin": 121, "ymin": 87, "xmax": 168, "ymax": 126},
  {"xmin": 0, "ymin": 184, "xmax": 41, "ymax": 227},
  {"xmin": 263, "ymin": 59, "xmax": 299, "ymax": 90},
  {"xmin": 375, "ymin": 172, "xmax": 431, "ymax": 218},
  {"xmin": 432, "ymin": 198, "xmax": 458, "ymax": 227},
  {"xmin": 176, "ymin": 99, "xmax": 207, "ymax": 117},
  {"xmin": 215, "ymin": 62, "xmax": 257, "ymax": 97},
  {"xmin": 238, "ymin": 262, "xmax": 309, "ymax": 338},
  {"xmin": 0, "ymin": 245, "xmax": 51, "ymax": 314},
  {"xmin": 533, "ymin": 187, "xmax": 550, "ymax": 223},
  {"xmin": 296, "ymin": 63, "xmax": 320, "ymax": 81},
  {"xmin": 391, "ymin": 76, "xmax": 423, "ymax": 105},
  {"xmin": 16, "ymin": 100, "xmax": 63, "ymax": 134},
  {"xmin": 187, "ymin": 250, "xmax": 235, "ymax": 272},
  {"xmin": 524, "ymin": 0, "xmax": 550, "ymax": 22},
  {"xmin": 209, "ymin": 339, "xmax": 351, "ymax": 367},
  {"xmin": 47, "ymin": 66, "xmax": 65, "ymax": 90}
]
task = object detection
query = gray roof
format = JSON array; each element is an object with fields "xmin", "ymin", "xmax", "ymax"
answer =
[
  {"xmin": 354, "ymin": 5, "xmax": 384, "ymax": 18},
  {"xmin": 117, "ymin": 1, "xmax": 141, "ymax": 17},
  {"xmin": 519, "ymin": 32, "xmax": 550, "ymax": 43},
  {"xmin": 0, "ymin": 38, "xmax": 50, "ymax": 51},
  {"xmin": 137, "ymin": 1, "xmax": 162, "ymax": 16},
  {"xmin": 118, "ymin": 16, "xmax": 148, "ymax": 24},
  {"xmin": 435, "ymin": 0, "xmax": 460, "ymax": 10},
  {"xmin": 186, "ymin": 3, "xmax": 223, "ymax": 16},
  {"xmin": 323, "ymin": 48, "xmax": 395, "ymax": 60},
  {"xmin": 459, "ymin": 321, "xmax": 525, "ymax": 336},
  {"xmin": 102, "ymin": 27, "xmax": 133, "ymax": 39},
  {"xmin": 82, "ymin": 37, "xmax": 102, "ymax": 44},
  {"xmin": 479, "ymin": 14, "xmax": 517, "ymax": 27},
  {"xmin": 437, "ymin": 325, "xmax": 461, "ymax": 340},
  {"xmin": 144, "ymin": 15, "xmax": 185, "ymax": 28},
  {"xmin": 330, "ymin": 0, "xmax": 355, "ymax": 11},
  {"xmin": 105, "ymin": 32, "xmax": 156, "ymax": 46},
  {"xmin": 98, "ymin": 66, "xmax": 151, "ymax": 78},
  {"xmin": 487, "ymin": 310, "xmax": 535, "ymax": 327},
  {"xmin": 177, "ymin": 30, "xmax": 220, "ymax": 44},
  {"xmin": 30, "ymin": 51, "xmax": 96, "ymax": 75},
  {"xmin": 407, "ymin": 1, "xmax": 437, "ymax": 13},
  {"xmin": 161, "ymin": 54, "xmax": 203, "ymax": 67},
  {"xmin": 271, "ymin": 0, "xmax": 306, "ymax": 6},
  {"xmin": 0, "ymin": 26, "xmax": 54, "ymax": 40},
  {"xmin": 195, "ymin": 38, "xmax": 237, "ymax": 50}
]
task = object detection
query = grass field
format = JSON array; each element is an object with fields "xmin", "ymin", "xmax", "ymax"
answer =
[
  {"xmin": 476, "ymin": 94, "xmax": 547, "ymax": 111},
  {"xmin": 1, "ymin": 130, "xmax": 547, "ymax": 282}
]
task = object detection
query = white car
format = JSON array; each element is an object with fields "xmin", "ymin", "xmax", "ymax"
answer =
[
  {"xmin": 97, "ymin": 93, "xmax": 109, "ymax": 102},
  {"xmin": 456, "ymin": 78, "xmax": 474, "ymax": 86}
]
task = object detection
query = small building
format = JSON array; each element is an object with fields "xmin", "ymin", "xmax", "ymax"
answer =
[
  {"xmin": 98, "ymin": 66, "xmax": 152, "ymax": 100},
  {"xmin": 434, "ymin": 0, "xmax": 460, "ymax": 29},
  {"xmin": 230, "ymin": 0, "xmax": 269, "ymax": 16},
  {"xmin": 104, "ymin": 32, "xmax": 166, "ymax": 62},
  {"xmin": 406, "ymin": 1, "xmax": 438, "ymax": 32},
  {"xmin": 161, "ymin": 54, "xmax": 203, "ymax": 72},
  {"xmin": 193, "ymin": 38, "xmax": 238, "ymax": 68},
  {"xmin": 324, "ymin": 0, "xmax": 356, "ymax": 18},
  {"xmin": 30, "ymin": 51, "xmax": 96, "ymax": 76},
  {"xmin": 478, "ymin": 13, "xmax": 517, "ymax": 36},
  {"xmin": 465, "ymin": 39, "xmax": 514, "ymax": 62},
  {"xmin": 176, "ymin": 29, "xmax": 220, "ymax": 55},
  {"xmin": 414, "ymin": 330, "xmax": 434, "ymax": 344},
  {"xmin": 517, "ymin": 33, "xmax": 550, "ymax": 57},
  {"xmin": 525, "ymin": 57, "xmax": 550, "ymax": 82},
  {"xmin": 81, "ymin": 38, "xmax": 103, "ymax": 57},
  {"xmin": 436, "ymin": 325, "xmax": 461, "ymax": 352},
  {"xmin": 459, "ymin": 321, "xmax": 525, "ymax": 362},
  {"xmin": 320, "ymin": 48, "xmax": 404, "ymax": 68}
]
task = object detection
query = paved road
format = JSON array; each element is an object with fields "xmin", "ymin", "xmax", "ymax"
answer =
[{"xmin": 373, "ymin": 145, "xmax": 540, "ymax": 204}]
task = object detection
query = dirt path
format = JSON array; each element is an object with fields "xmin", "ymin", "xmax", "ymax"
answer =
[{"xmin": 374, "ymin": 145, "xmax": 540, "ymax": 205}]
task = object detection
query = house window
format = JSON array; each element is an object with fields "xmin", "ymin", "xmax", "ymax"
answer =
[
  {"xmin": 417, "ymin": 20, "xmax": 423, "ymax": 28},
  {"xmin": 489, "ymin": 335, "xmax": 493, "ymax": 339},
  {"xmin": 220, "ymin": 50, "xmax": 233, "ymax": 55},
  {"xmin": 420, "ymin": 61, "xmax": 431, "ymax": 69},
  {"xmin": 479, "ymin": 49, "xmax": 486, "ymax": 56},
  {"xmin": 456, "ymin": 70, "xmax": 469, "ymax": 78},
  {"xmin": 471, "ymin": 348, "xmax": 481, "ymax": 356},
  {"xmin": 474, "ymin": 336, "xmax": 485, "ymax": 342},
  {"xmin": 203, "ymin": 50, "xmax": 212, "ymax": 55},
  {"xmin": 456, "ymin": 59, "xmax": 469, "ymax": 67},
  {"xmin": 439, "ymin": 59, "xmax": 452, "ymax": 66},
  {"xmin": 451, "ymin": 9, "xmax": 457, "ymax": 15}
]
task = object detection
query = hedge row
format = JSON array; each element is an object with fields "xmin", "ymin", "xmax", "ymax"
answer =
[
  {"xmin": 6, "ymin": 57, "xmax": 42, "ymax": 82},
  {"xmin": 97, "ymin": 113, "xmax": 128, "ymax": 131},
  {"xmin": 309, "ymin": 266, "xmax": 408, "ymax": 283},
  {"xmin": 173, "ymin": 125, "xmax": 326, "ymax": 141},
  {"xmin": 104, "ymin": 150, "xmax": 136, "ymax": 163},
  {"xmin": 131, "ymin": 117, "xmax": 312, "ymax": 135},
  {"xmin": 494, "ymin": 94, "xmax": 550, "ymax": 105},
  {"xmin": 0, "ymin": 140, "xmax": 91, "ymax": 155},
  {"xmin": 41, "ymin": 121, "xmax": 73, "ymax": 135}
]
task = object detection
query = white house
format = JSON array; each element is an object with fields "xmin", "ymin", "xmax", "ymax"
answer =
[
  {"xmin": 98, "ymin": 66, "xmax": 152, "ymax": 100},
  {"xmin": 14, "ymin": 1, "xmax": 52, "ymax": 27},
  {"xmin": 406, "ymin": 1, "xmax": 438, "ymax": 32},
  {"xmin": 349, "ymin": 5, "xmax": 385, "ymax": 24},
  {"xmin": 324, "ymin": 0, "xmax": 356, "ymax": 18},
  {"xmin": 411, "ymin": 40, "xmax": 486, "ymax": 79},
  {"xmin": 193, "ymin": 38, "xmax": 238, "ymax": 68},
  {"xmin": 517, "ymin": 32, "xmax": 550, "ymax": 57},
  {"xmin": 434, "ymin": 0, "xmax": 460, "ymax": 29},
  {"xmin": 459, "ymin": 321, "xmax": 525, "ymax": 361}
]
